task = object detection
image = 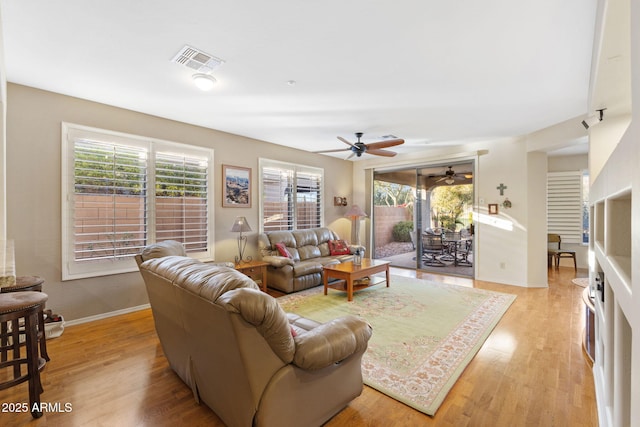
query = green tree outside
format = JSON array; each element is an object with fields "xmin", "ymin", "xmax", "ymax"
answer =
[
  {"xmin": 374, "ymin": 181, "xmax": 414, "ymax": 208},
  {"xmin": 430, "ymin": 184, "xmax": 473, "ymax": 231}
]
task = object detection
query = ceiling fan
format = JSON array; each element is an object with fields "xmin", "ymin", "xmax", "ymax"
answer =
[
  {"xmin": 314, "ymin": 132, "xmax": 404, "ymax": 160},
  {"xmin": 432, "ymin": 166, "xmax": 470, "ymax": 184}
]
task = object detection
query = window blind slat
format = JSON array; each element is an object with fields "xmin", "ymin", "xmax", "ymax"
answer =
[
  {"xmin": 547, "ymin": 171, "xmax": 583, "ymax": 244},
  {"xmin": 73, "ymin": 141, "xmax": 147, "ymax": 260},
  {"xmin": 155, "ymin": 151, "xmax": 209, "ymax": 251},
  {"xmin": 260, "ymin": 161, "xmax": 323, "ymax": 232}
]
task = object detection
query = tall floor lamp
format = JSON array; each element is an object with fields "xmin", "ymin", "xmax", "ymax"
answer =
[
  {"xmin": 231, "ymin": 216, "xmax": 252, "ymax": 264},
  {"xmin": 345, "ymin": 205, "xmax": 368, "ymax": 246}
]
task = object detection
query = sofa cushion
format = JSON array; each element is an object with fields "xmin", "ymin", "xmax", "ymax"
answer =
[
  {"xmin": 318, "ymin": 242, "xmax": 330, "ymax": 256},
  {"xmin": 267, "ymin": 231, "xmax": 296, "ymax": 248},
  {"xmin": 262, "ymin": 255, "xmax": 294, "ymax": 267},
  {"xmin": 293, "ymin": 315, "xmax": 373, "ymax": 370},
  {"xmin": 140, "ymin": 240, "xmax": 187, "ymax": 261},
  {"xmin": 314, "ymin": 257, "xmax": 341, "ymax": 267},
  {"xmin": 218, "ymin": 288, "xmax": 295, "ymax": 363},
  {"xmin": 140, "ymin": 255, "xmax": 202, "ymax": 283},
  {"xmin": 292, "ymin": 229, "xmax": 318, "ymax": 247},
  {"xmin": 141, "ymin": 256, "xmax": 258, "ymax": 303},
  {"xmin": 297, "ymin": 245, "xmax": 321, "ymax": 260},
  {"xmin": 292, "ymin": 260, "xmax": 323, "ymax": 277},
  {"xmin": 314, "ymin": 227, "xmax": 335, "ymax": 244},
  {"xmin": 333, "ymin": 254, "xmax": 355, "ymax": 263}
]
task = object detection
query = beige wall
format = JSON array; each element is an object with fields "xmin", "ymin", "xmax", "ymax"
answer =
[{"xmin": 5, "ymin": 83, "xmax": 353, "ymax": 321}]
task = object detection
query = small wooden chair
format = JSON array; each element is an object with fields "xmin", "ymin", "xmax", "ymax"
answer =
[{"xmin": 548, "ymin": 233, "xmax": 577, "ymax": 270}]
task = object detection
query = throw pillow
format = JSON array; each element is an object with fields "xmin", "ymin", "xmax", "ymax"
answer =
[
  {"xmin": 275, "ymin": 242, "xmax": 292, "ymax": 258},
  {"xmin": 328, "ymin": 239, "xmax": 350, "ymax": 255}
]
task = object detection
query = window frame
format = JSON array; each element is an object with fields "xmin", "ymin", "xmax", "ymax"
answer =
[
  {"xmin": 258, "ymin": 158, "xmax": 324, "ymax": 232},
  {"xmin": 61, "ymin": 123, "xmax": 214, "ymax": 280}
]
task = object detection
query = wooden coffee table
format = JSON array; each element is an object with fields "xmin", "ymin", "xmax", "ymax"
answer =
[{"xmin": 323, "ymin": 259, "xmax": 391, "ymax": 301}]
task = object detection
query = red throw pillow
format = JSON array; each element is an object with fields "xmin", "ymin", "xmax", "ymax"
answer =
[
  {"xmin": 328, "ymin": 239, "xmax": 350, "ymax": 255},
  {"xmin": 275, "ymin": 242, "xmax": 292, "ymax": 258}
]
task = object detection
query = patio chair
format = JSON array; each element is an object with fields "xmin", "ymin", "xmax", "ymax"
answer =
[
  {"xmin": 455, "ymin": 238, "xmax": 473, "ymax": 266},
  {"xmin": 441, "ymin": 231, "xmax": 461, "ymax": 263},
  {"xmin": 422, "ymin": 234, "xmax": 445, "ymax": 266}
]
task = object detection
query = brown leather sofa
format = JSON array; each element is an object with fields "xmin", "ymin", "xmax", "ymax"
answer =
[
  {"xmin": 258, "ymin": 227, "xmax": 364, "ymax": 293},
  {"xmin": 136, "ymin": 240, "xmax": 372, "ymax": 427}
]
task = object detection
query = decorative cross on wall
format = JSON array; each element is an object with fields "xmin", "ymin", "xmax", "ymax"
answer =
[{"xmin": 497, "ymin": 183, "xmax": 507, "ymax": 196}]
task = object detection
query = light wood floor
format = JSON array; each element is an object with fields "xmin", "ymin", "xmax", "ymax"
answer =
[{"xmin": 0, "ymin": 267, "xmax": 597, "ymax": 426}]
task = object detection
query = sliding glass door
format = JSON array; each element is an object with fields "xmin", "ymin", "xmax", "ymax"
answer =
[{"xmin": 373, "ymin": 162, "xmax": 474, "ymax": 277}]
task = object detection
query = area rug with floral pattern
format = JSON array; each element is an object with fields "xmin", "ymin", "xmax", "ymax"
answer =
[{"xmin": 277, "ymin": 275, "xmax": 516, "ymax": 416}]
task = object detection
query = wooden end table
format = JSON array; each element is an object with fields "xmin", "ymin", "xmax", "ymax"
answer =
[
  {"xmin": 235, "ymin": 260, "xmax": 268, "ymax": 292},
  {"xmin": 323, "ymin": 259, "xmax": 390, "ymax": 302}
]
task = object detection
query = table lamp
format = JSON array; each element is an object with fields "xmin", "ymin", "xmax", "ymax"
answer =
[
  {"xmin": 230, "ymin": 216, "xmax": 252, "ymax": 264},
  {"xmin": 345, "ymin": 205, "xmax": 367, "ymax": 246}
]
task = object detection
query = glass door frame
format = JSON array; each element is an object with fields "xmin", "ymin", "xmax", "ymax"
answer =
[{"xmin": 371, "ymin": 158, "xmax": 477, "ymax": 278}]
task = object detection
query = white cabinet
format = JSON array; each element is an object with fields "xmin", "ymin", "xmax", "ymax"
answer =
[{"xmin": 590, "ymin": 135, "xmax": 637, "ymax": 427}]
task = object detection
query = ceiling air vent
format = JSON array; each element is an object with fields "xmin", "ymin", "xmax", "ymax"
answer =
[{"xmin": 171, "ymin": 45, "xmax": 225, "ymax": 74}]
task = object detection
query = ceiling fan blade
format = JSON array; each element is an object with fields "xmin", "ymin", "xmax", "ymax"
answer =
[
  {"xmin": 366, "ymin": 148, "xmax": 397, "ymax": 157},
  {"xmin": 337, "ymin": 136, "xmax": 354, "ymax": 147},
  {"xmin": 365, "ymin": 138, "xmax": 405, "ymax": 150},
  {"xmin": 313, "ymin": 148, "xmax": 350, "ymax": 154},
  {"xmin": 346, "ymin": 151, "xmax": 356, "ymax": 160},
  {"xmin": 435, "ymin": 176, "xmax": 447, "ymax": 182}
]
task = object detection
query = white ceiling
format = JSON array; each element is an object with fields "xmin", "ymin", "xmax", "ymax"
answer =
[{"xmin": 0, "ymin": 0, "xmax": 597, "ymax": 159}]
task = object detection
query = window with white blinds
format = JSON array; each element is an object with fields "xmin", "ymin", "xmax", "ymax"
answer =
[
  {"xmin": 547, "ymin": 171, "xmax": 583, "ymax": 244},
  {"xmin": 155, "ymin": 152, "xmax": 209, "ymax": 252},
  {"xmin": 296, "ymin": 170, "xmax": 322, "ymax": 229},
  {"xmin": 71, "ymin": 139, "xmax": 148, "ymax": 262},
  {"xmin": 259, "ymin": 159, "xmax": 323, "ymax": 232},
  {"xmin": 62, "ymin": 123, "xmax": 213, "ymax": 280}
]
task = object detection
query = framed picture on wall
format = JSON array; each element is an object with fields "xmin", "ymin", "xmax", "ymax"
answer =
[
  {"xmin": 488, "ymin": 203, "xmax": 498, "ymax": 215},
  {"xmin": 223, "ymin": 165, "xmax": 251, "ymax": 208}
]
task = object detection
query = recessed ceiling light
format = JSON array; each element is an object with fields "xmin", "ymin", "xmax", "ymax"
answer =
[
  {"xmin": 192, "ymin": 73, "xmax": 217, "ymax": 91},
  {"xmin": 287, "ymin": 80, "xmax": 296, "ymax": 86}
]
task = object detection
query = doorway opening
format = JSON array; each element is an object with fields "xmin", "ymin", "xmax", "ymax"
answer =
[{"xmin": 372, "ymin": 162, "xmax": 474, "ymax": 277}]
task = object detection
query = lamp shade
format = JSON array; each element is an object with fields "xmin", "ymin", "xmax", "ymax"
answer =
[
  {"xmin": 344, "ymin": 205, "xmax": 367, "ymax": 219},
  {"xmin": 230, "ymin": 216, "xmax": 252, "ymax": 232}
]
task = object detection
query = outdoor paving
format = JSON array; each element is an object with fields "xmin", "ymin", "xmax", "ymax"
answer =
[{"xmin": 375, "ymin": 241, "xmax": 474, "ymax": 277}]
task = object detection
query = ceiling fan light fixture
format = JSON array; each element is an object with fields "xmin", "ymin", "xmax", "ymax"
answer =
[
  {"xmin": 192, "ymin": 73, "xmax": 217, "ymax": 91},
  {"xmin": 445, "ymin": 178, "xmax": 455, "ymax": 185}
]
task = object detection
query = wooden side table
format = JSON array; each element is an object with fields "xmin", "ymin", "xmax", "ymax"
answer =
[{"xmin": 235, "ymin": 261, "xmax": 268, "ymax": 292}]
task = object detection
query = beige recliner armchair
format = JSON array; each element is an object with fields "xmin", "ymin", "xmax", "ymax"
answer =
[{"xmin": 136, "ymin": 241, "xmax": 372, "ymax": 427}]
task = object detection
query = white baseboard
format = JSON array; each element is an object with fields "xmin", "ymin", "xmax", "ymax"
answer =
[{"xmin": 64, "ymin": 303, "xmax": 151, "ymax": 327}]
